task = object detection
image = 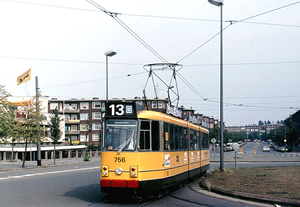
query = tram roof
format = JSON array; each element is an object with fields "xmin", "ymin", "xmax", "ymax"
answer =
[{"xmin": 137, "ymin": 110, "xmax": 209, "ymax": 133}]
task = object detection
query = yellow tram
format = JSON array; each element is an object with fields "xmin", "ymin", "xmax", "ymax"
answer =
[{"xmin": 100, "ymin": 101, "xmax": 209, "ymax": 194}]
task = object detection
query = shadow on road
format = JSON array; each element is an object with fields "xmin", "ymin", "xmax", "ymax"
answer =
[{"xmin": 63, "ymin": 183, "xmax": 104, "ymax": 204}]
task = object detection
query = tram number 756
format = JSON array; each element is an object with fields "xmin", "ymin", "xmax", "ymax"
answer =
[{"xmin": 114, "ymin": 157, "xmax": 126, "ymax": 163}]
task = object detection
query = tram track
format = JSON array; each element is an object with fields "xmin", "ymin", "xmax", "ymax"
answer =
[{"xmin": 92, "ymin": 179, "xmax": 209, "ymax": 207}]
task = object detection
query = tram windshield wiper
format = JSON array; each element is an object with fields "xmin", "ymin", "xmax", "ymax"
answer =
[{"xmin": 117, "ymin": 131, "xmax": 134, "ymax": 154}]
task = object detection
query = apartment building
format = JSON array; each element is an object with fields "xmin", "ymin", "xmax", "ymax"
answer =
[
  {"xmin": 48, "ymin": 97, "xmax": 219, "ymax": 146},
  {"xmin": 48, "ymin": 97, "xmax": 105, "ymax": 145},
  {"xmin": 225, "ymin": 123, "xmax": 283, "ymax": 135}
]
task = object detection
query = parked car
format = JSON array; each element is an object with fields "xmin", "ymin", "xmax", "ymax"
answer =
[
  {"xmin": 263, "ymin": 146, "xmax": 270, "ymax": 152},
  {"xmin": 278, "ymin": 146, "xmax": 289, "ymax": 152},
  {"xmin": 226, "ymin": 143, "xmax": 233, "ymax": 151}
]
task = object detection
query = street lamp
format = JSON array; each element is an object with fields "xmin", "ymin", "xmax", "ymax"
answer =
[
  {"xmin": 284, "ymin": 139, "xmax": 287, "ymax": 152},
  {"xmin": 104, "ymin": 50, "xmax": 117, "ymax": 103},
  {"xmin": 208, "ymin": 0, "xmax": 224, "ymax": 172}
]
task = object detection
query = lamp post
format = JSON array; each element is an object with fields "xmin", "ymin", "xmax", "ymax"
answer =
[
  {"xmin": 104, "ymin": 50, "xmax": 117, "ymax": 103},
  {"xmin": 36, "ymin": 76, "xmax": 41, "ymax": 166},
  {"xmin": 284, "ymin": 139, "xmax": 287, "ymax": 152},
  {"xmin": 208, "ymin": 0, "xmax": 224, "ymax": 172}
]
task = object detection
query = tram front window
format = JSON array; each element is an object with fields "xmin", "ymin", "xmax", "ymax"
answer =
[{"xmin": 104, "ymin": 119, "xmax": 137, "ymax": 152}]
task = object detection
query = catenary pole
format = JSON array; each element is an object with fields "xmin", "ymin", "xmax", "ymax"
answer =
[{"xmin": 208, "ymin": 0, "xmax": 224, "ymax": 172}]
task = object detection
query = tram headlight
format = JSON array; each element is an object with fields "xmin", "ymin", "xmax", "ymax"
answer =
[
  {"xmin": 116, "ymin": 168, "xmax": 122, "ymax": 175},
  {"xmin": 130, "ymin": 165, "xmax": 138, "ymax": 178}
]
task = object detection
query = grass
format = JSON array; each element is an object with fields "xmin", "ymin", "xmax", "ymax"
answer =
[{"xmin": 204, "ymin": 166, "xmax": 300, "ymax": 204}]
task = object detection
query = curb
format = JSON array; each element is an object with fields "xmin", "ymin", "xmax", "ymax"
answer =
[
  {"xmin": 0, "ymin": 158, "xmax": 100, "ymax": 172},
  {"xmin": 210, "ymin": 160, "xmax": 300, "ymax": 162},
  {"xmin": 199, "ymin": 177, "xmax": 300, "ymax": 207}
]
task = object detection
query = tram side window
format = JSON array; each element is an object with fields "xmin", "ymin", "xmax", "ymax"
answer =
[
  {"xmin": 140, "ymin": 121, "xmax": 150, "ymax": 150},
  {"xmin": 164, "ymin": 123, "xmax": 170, "ymax": 151},
  {"xmin": 202, "ymin": 132, "xmax": 209, "ymax": 149},
  {"xmin": 196, "ymin": 131, "xmax": 200, "ymax": 150},
  {"xmin": 152, "ymin": 121, "xmax": 160, "ymax": 151},
  {"xmin": 184, "ymin": 128, "xmax": 188, "ymax": 150},
  {"xmin": 170, "ymin": 124, "xmax": 174, "ymax": 150},
  {"xmin": 178, "ymin": 127, "xmax": 183, "ymax": 150},
  {"xmin": 190, "ymin": 129, "xmax": 198, "ymax": 150},
  {"xmin": 174, "ymin": 125, "xmax": 179, "ymax": 150}
]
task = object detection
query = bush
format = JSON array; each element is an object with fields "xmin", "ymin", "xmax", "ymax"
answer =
[{"xmin": 83, "ymin": 151, "xmax": 90, "ymax": 161}]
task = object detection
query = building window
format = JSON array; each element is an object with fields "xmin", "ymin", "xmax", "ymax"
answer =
[
  {"xmin": 152, "ymin": 101, "xmax": 157, "ymax": 108},
  {"xmin": 92, "ymin": 134, "xmax": 100, "ymax": 141},
  {"xmin": 93, "ymin": 123, "xmax": 101, "ymax": 130},
  {"xmin": 71, "ymin": 103, "xmax": 78, "ymax": 110},
  {"xmin": 93, "ymin": 112, "xmax": 101, "ymax": 119},
  {"xmin": 64, "ymin": 115, "xmax": 70, "ymax": 122},
  {"xmin": 50, "ymin": 103, "xmax": 58, "ymax": 110},
  {"xmin": 71, "ymin": 125, "xmax": 78, "ymax": 131},
  {"xmin": 158, "ymin": 101, "xmax": 163, "ymax": 108},
  {"xmin": 80, "ymin": 102, "xmax": 89, "ymax": 110},
  {"xmin": 80, "ymin": 113, "xmax": 88, "ymax": 120},
  {"xmin": 65, "ymin": 103, "xmax": 78, "ymax": 111},
  {"xmin": 92, "ymin": 101, "xmax": 101, "ymax": 109},
  {"xmin": 71, "ymin": 114, "xmax": 78, "ymax": 120},
  {"xmin": 80, "ymin": 124, "xmax": 88, "ymax": 131},
  {"xmin": 71, "ymin": 136, "xmax": 78, "ymax": 141},
  {"xmin": 80, "ymin": 135, "xmax": 88, "ymax": 142}
]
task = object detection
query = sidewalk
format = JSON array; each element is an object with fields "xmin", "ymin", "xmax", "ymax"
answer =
[
  {"xmin": 210, "ymin": 151, "xmax": 300, "ymax": 162},
  {"xmin": 0, "ymin": 156, "xmax": 101, "ymax": 172}
]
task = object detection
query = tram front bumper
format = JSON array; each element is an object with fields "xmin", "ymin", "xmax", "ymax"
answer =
[{"xmin": 101, "ymin": 179, "xmax": 139, "ymax": 188}]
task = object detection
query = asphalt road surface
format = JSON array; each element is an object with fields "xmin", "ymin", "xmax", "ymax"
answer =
[{"xmin": 0, "ymin": 142, "xmax": 299, "ymax": 207}]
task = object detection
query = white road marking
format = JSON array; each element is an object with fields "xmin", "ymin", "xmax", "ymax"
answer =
[{"xmin": 0, "ymin": 166, "xmax": 99, "ymax": 180}]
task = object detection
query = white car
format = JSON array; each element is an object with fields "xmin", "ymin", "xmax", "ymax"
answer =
[{"xmin": 263, "ymin": 146, "xmax": 270, "ymax": 152}]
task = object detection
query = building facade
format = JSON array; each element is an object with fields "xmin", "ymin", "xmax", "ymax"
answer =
[
  {"xmin": 48, "ymin": 97, "xmax": 220, "ymax": 146},
  {"xmin": 225, "ymin": 123, "xmax": 283, "ymax": 136}
]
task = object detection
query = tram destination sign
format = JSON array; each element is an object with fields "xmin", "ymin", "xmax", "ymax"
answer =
[
  {"xmin": 167, "ymin": 104, "xmax": 182, "ymax": 118},
  {"xmin": 105, "ymin": 101, "xmax": 137, "ymax": 119}
]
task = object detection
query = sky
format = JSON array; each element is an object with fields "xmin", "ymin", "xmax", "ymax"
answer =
[{"xmin": 0, "ymin": 0, "xmax": 299, "ymax": 126}]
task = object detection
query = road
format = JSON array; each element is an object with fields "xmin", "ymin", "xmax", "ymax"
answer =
[
  {"xmin": 0, "ymin": 142, "xmax": 299, "ymax": 206},
  {"xmin": 0, "ymin": 162, "xmax": 104, "ymax": 207}
]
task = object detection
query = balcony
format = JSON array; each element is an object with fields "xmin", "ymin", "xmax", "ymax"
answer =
[
  {"xmin": 65, "ymin": 130, "xmax": 80, "ymax": 135},
  {"xmin": 64, "ymin": 108, "xmax": 79, "ymax": 113},
  {"xmin": 65, "ymin": 119, "xmax": 80, "ymax": 124}
]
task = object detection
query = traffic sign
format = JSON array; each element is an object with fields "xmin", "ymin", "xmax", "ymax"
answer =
[{"xmin": 211, "ymin": 138, "xmax": 216, "ymax": 144}]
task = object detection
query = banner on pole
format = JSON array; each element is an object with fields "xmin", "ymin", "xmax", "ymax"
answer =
[{"xmin": 17, "ymin": 68, "xmax": 31, "ymax": 85}]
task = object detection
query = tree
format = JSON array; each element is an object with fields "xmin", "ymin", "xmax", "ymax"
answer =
[
  {"xmin": 258, "ymin": 120, "xmax": 264, "ymax": 126},
  {"xmin": 0, "ymin": 85, "xmax": 20, "ymax": 162},
  {"xmin": 18, "ymin": 97, "xmax": 45, "ymax": 168},
  {"xmin": 209, "ymin": 125, "xmax": 219, "ymax": 143},
  {"xmin": 49, "ymin": 108, "xmax": 62, "ymax": 165},
  {"xmin": 261, "ymin": 132, "xmax": 268, "ymax": 141},
  {"xmin": 284, "ymin": 117, "xmax": 297, "ymax": 146}
]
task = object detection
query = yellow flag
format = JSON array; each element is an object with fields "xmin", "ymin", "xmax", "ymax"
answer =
[{"xmin": 17, "ymin": 68, "xmax": 31, "ymax": 85}]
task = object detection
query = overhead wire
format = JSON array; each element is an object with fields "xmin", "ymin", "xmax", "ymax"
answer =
[
  {"xmin": 47, "ymin": 0, "xmax": 300, "ymax": 110},
  {"xmin": 175, "ymin": 0, "xmax": 300, "ymax": 108},
  {"xmin": 86, "ymin": 0, "xmax": 168, "ymax": 63},
  {"xmin": 1, "ymin": 56, "xmax": 300, "ymax": 67},
  {"xmin": 3, "ymin": 0, "xmax": 300, "ymax": 28},
  {"xmin": 2, "ymin": 0, "xmax": 300, "ymax": 110},
  {"xmin": 236, "ymin": 1, "xmax": 300, "ymax": 23}
]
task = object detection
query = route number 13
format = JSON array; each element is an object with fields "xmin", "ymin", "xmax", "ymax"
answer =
[{"xmin": 109, "ymin": 104, "xmax": 124, "ymax": 116}]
